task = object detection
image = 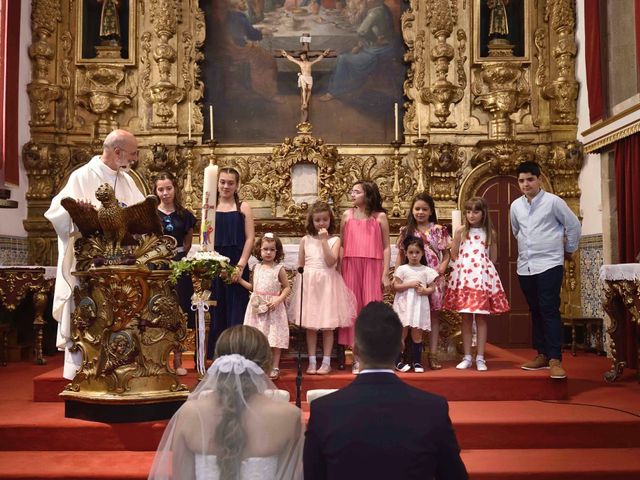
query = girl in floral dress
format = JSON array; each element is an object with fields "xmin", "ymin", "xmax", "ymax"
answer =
[
  {"xmin": 396, "ymin": 193, "xmax": 451, "ymax": 369},
  {"xmin": 239, "ymin": 233, "xmax": 290, "ymax": 379},
  {"xmin": 444, "ymin": 197, "xmax": 510, "ymax": 371}
]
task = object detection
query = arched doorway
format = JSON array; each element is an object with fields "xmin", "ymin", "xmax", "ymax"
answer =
[{"xmin": 475, "ymin": 176, "xmax": 531, "ymax": 347}]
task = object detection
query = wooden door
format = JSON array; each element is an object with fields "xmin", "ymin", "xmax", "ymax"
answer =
[{"xmin": 475, "ymin": 176, "xmax": 531, "ymax": 347}]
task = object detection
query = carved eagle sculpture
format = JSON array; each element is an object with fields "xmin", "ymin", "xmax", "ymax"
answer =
[{"xmin": 61, "ymin": 183, "xmax": 163, "ymax": 246}]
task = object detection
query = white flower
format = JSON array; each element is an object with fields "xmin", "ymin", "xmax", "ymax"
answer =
[{"xmin": 193, "ymin": 250, "xmax": 230, "ymax": 263}]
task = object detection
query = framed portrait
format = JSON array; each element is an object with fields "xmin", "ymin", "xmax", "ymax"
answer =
[
  {"xmin": 473, "ymin": 0, "xmax": 530, "ymax": 63},
  {"xmin": 76, "ymin": 0, "xmax": 136, "ymax": 65},
  {"xmin": 200, "ymin": 0, "xmax": 407, "ymax": 144}
]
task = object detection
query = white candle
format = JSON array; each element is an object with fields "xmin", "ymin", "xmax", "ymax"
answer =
[
  {"xmin": 188, "ymin": 102, "xmax": 192, "ymax": 141},
  {"xmin": 451, "ymin": 210, "xmax": 462, "ymax": 235},
  {"xmin": 209, "ymin": 105, "xmax": 214, "ymax": 140},
  {"xmin": 417, "ymin": 103, "xmax": 422, "ymax": 139},
  {"xmin": 394, "ymin": 103, "xmax": 399, "ymax": 141},
  {"xmin": 201, "ymin": 159, "xmax": 218, "ymax": 251}
]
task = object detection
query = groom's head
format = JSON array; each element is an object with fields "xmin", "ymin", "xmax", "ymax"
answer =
[{"xmin": 354, "ymin": 302, "xmax": 403, "ymax": 369}]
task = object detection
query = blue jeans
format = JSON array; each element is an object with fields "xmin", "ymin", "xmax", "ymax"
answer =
[{"xmin": 518, "ymin": 265, "xmax": 564, "ymax": 361}]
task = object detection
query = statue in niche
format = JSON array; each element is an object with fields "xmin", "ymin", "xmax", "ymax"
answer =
[
  {"xmin": 487, "ymin": 0, "xmax": 509, "ymax": 38},
  {"xmin": 99, "ymin": 0, "xmax": 121, "ymax": 45}
]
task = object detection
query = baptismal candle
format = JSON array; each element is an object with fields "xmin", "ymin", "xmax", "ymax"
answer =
[
  {"xmin": 451, "ymin": 210, "xmax": 462, "ymax": 234},
  {"xmin": 201, "ymin": 159, "xmax": 218, "ymax": 251}
]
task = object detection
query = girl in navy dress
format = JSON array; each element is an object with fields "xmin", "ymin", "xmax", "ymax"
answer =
[{"xmin": 155, "ymin": 172, "xmax": 197, "ymax": 375}]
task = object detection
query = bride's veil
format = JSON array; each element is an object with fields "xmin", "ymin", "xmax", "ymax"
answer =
[{"xmin": 149, "ymin": 330, "xmax": 303, "ymax": 480}]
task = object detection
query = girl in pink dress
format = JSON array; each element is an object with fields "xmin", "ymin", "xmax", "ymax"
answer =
[
  {"xmin": 339, "ymin": 181, "xmax": 391, "ymax": 373},
  {"xmin": 239, "ymin": 233, "xmax": 291, "ymax": 379},
  {"xmin": 396, "ymin": 193, "xmax": 451, "ymax": 369},
  {"xmin": 444, "ymin": 197, "xmax": 510, "ymax": 371},
  {"xmin": 289, "ymin": 201, "xmax": 357, "ymax": 375}
]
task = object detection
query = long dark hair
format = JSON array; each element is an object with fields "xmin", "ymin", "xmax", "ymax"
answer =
[
  {"xmin": 153, "ymin": 172, "xmax": 188, "ymax": 219},
  {"xmin": 405, "ymin": 192, "xmax": 438, "ymax": 238},
  {"xmin": 354, "ymin": 180, "xmax": 386, "ymax": 215},
  {"xmin": 217, "ymin": 167, "xmax": 242, "ymax": 212}
]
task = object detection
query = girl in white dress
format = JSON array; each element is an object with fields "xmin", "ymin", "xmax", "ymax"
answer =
[
  {"xmin": 444, "ymin": 197, "xmax": 510, "ymax": 371},
  {"xmin": 289, "ymin": 202, "xmax": 356, "ymax": 375},
  {"xmin": 239, "ymin": 233, "xmax": 291, "ymax": 380},
  {"xmin": 392, "ymin": 238, "xmax": 439, "ymax": 373}
]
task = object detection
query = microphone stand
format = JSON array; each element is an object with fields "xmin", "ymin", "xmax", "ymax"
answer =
[{"xmin": 295, "ymin": 266, "xmax": 304, "ymax": 408}]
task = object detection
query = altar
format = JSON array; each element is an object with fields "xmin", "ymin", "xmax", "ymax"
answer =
[{"xmin": 600, "ymin": 264, "xmax": 640, "ymax": 382}]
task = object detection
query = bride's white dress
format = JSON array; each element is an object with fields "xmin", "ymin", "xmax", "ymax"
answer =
[{"xmin": 195, "ymin": 455, "xmax": 278, "ymax": 480}]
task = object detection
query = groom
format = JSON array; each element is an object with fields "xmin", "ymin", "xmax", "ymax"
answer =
[{"xmin": 303, "ymin": 302, "xmax": 468, "ymax": 480}]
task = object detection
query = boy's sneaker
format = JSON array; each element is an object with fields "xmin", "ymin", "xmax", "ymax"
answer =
[
  {"xmin": 476, "ymin": 358, "xmax": 488, "ymax": 371},
  {"xmin": 549, "ymin": 359, "xmax": 567, "ymax": 379},
  {"xmin": 521, "ymin": 354, "xmax": 549, "ymax": 370},
  {"xmin": 396, "ymin": 362, "xmax": 411, "ymax": 373},
  {"xmin": 456, "ymin": 358, "xmax": 473, "ymax": 370},
  {"xmin": 413, "ymin": 363, "xmax": 425, "ymax": 373}
]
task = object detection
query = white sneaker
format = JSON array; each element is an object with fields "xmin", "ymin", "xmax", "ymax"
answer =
[
  {"xmin": 456, "ymin": 358, "xmax": 472, "ymax": 369},
  {"xmin": 476, "ymin": 358, "xmax": 488, "ymax": 371}
]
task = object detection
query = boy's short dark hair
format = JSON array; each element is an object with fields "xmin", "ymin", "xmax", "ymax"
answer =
[
  {"xmin": 515, "ymin": 161, "xmax": 541, "ymax": 177},
  {"xmin": 355, "ymin": 302, "xmax": 402, "ymax": 365}
]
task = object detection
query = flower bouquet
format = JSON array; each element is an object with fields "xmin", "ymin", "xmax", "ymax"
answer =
[{"xmin": 169, "ymin": 250, "xmax": 236, "ymax": 284}]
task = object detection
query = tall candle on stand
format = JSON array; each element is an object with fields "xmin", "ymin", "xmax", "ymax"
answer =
[
  {"xmin": 209, "ymin": 105, "xmax": 214, "ymax": 140},
  {"xmin": 188, "ymin": 102, "xmax": 192, "ymax": 141},
  {"xmin": 201, "ymin": 159, "xmax": 218, "ymax": 251},
  {"xmin": 451, "ymin": 209, "xmax": 462, "ymax": 235},
  {"xmin": 417, "ymin": 103, "xmax": 422, "ymax": 139},
  {"xmin": 394, "ymin": 103, "xmax": 399, "ymax": 141}
]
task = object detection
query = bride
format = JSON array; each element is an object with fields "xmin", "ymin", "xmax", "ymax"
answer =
[{"xmin": 149, "ymin": 325, "xmax": 303, "ymax": 479}]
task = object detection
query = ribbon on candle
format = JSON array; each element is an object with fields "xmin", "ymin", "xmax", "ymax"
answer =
[
  {"xmin": 201, "ymin": 159, "xmax": 218, "ymax": 251},
  {"xmin": 209, "ymin": 105, "xmax": 214, "ymax": 140},
  {"xmin": 191, "ymin": 290, "xmax": 211, "ymax": 376}
]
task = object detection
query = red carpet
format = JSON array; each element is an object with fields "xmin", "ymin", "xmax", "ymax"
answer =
[{"xmin": 1, "ymin": 345, "xmax": 640, "ymax": 479}]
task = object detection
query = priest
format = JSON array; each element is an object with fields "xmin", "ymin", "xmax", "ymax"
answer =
[{"xmin": 45, "ymin": 129, "xmax": 145, "ymax": 380}]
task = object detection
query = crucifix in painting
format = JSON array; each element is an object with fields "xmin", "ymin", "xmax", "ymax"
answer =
[{"xmin": 278, "ymin": 34, "xmax": 335, "ymax": 124}]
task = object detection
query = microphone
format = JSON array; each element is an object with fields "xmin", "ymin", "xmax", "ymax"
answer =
[
  {"xmin": 297, "ymin": 266, "xmax": 304, "ymax": 274},
  {"xmin": 295, "ymin": 265, "xmax": 304, "ymax": 408}
]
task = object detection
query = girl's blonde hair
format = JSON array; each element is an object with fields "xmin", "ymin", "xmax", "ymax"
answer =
[{"xmin": 463, "ymin": 196, "xmax": 495, "ymax": 246}]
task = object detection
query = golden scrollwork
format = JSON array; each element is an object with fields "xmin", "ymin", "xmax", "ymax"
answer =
[
  {"xmin": 425, "ymin": 142, "xmax": 463, "ymax": 201},
  {"xmin": 540, "ymin": 0, "xmax": 578, "ymax": 125},
  {"xmin": 421, "ymin": 0, "xmax": 465, "ymax": 127},
  {"xmin": 536, "ymin": 141, "xmax": 583, "ymax": 199}
]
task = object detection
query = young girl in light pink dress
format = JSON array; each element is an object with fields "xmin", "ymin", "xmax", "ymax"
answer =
[
  {"xmin": 339, "ymin": 181, "xmax": 390, "ymax": 374},
  {"xmin": 444, "ymin": 197, "xmax": 510, "ymax": 371},
  {"xmin": 239, "ymin": 233, "xmax": 291, "ymax": 379},
  {"xmin": 289, "ymin": 201, "xmax": 356, "ymax": 375}
]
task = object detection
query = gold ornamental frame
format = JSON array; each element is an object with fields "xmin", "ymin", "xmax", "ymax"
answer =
[{"xmin": 473, "ymin": 0, "xmax": 531, "ymax": 64}]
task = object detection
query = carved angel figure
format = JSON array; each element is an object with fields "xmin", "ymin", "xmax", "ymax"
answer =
[{"xmin": 61, "ymin": 183, "xmax": 163, "ymax": 246}]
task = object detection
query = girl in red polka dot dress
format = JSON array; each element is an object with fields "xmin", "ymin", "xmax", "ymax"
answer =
[{"xmin": 444, "ymin": 197, "xmax": 510, "ymax": 371}]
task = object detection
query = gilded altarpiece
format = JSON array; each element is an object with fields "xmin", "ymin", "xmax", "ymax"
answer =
[{"xmin": 23, "ymin": 0, "xmax": 583, "ymax": 347}]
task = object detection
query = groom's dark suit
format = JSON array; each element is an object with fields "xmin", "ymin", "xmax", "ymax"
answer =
[{"xmin": 303, "ymin": 371, "xmax": 468, "ymax": 480}]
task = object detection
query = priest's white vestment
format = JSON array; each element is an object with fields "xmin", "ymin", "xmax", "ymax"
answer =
[{"xmin": 44, "ymin": 156, "xmax": 145, "ymax": 379}]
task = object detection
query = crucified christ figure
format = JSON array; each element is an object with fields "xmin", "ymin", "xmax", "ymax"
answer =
[{"xmin": 281, "ymin": 48, "xmax": 332, "ymax": 123}]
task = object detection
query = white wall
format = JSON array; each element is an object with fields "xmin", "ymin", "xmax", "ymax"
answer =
[
  {"xmin": 575, "ymin": 0, "xmax": 603, "ymax": 236},
  {"xmin": 0, "ymin": 1, "xmax": 30, "ymax": 237}
]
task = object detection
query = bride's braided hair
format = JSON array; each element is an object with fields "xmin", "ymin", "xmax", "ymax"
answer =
[{"xmin": 213, "ymin": 326, "xmax": 272, "ymax": 480}]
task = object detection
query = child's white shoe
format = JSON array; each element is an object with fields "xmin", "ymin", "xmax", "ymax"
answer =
[
  {"xmin": 456, "ymin": 358, "xmax": 473, "ymax": 370},
  {"xmin": 476, "ymin": 358, "xmax": 488, "ymax": 371}
]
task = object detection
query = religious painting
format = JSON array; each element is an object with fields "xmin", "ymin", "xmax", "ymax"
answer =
[
  {"xmin": 200, "ymin": 0, "xmax": 407, "ymax": 144},
  {"xmin": 77, "ymin": 0, "xmax": 136, "ymax": 64},
  {"xmin": 474, "ymin": 0, "xmax": 529, "ymax": 62}
]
